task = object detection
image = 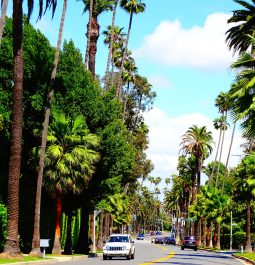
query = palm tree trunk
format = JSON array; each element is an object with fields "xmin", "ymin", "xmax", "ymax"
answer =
[
  {"xmin": 104, "ymin": 0, "xmax": 118, "ymax": 90},
  {"xmin": 246, "ymin": 201, "xmax": 252, "ymax": 252},
  {"xmin": 88, "ymin": 16, "xmax": 99, "ymax": 77},
  {"xmin": 30, "ymin": 0, "xmax": 67, "ymax": 256},
  {"xmin": 84, "ymin": 0, "xmax": 93, "ymax": 70},
  {"xmin": 196, "ymin": 158, "xmax": 202, "ymax": 193},
  {"xmin": 3, "ymin": 0, "xmax": 23, "ymax": 256},
  {"xmin": 209, "ymin": 128, "xmax": 222, "ymax": 185},
  {"xmin": 89, "ymin": 213, "xmax": 94, "ymax": 252},
  {"xmin": 116, "ymin": 10, "xmax": 133, "ymax": 98},
  {"xmin": 97, "ymin": 212, "xmax": 104, "ymax": 250},
  {"xmin": 216, "ymin": 222, "xmax": 221, "ymax": 249},
  {"xmin": 52, "ymin": 195, "xmax": 63, "ymax": 254},
  {"xmin": 222, "ymin": 121, "xmax": 236, "ymax": 194},
  {"xmin": 0, "ymin": 0, "xmax": 8, "ymax": 46},
  {"xmin": 216, "ymin": 112, "xmax": 227, "ymax": 188}
]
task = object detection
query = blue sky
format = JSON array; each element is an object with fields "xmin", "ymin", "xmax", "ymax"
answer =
[{"xmin": 7, "ymin": 0, "xmax": 246, "ymax": 187}]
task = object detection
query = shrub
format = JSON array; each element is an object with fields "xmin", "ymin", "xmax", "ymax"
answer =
[{"xmin": 0, "ymin": 203, "xmax": 7, "ymax": 251}]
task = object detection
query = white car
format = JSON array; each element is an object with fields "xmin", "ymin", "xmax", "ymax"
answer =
[{"xmin": 103, "ymin": 234, "xmax": 135, "ymax": 260}]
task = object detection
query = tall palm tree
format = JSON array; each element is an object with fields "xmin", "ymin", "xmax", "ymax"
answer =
[
  {"xmin": 104, "ymin": 0, "xmax": 119, "ymax": 89},
  {"xmin": 116, "ymin": 0, "xmax": 145, "ymax": 98},
  {"xmin": 103, "ymin": 25, "xmax": 126, "ymax": 86},
  {"xmin": 43, "ymin": 113, "xmax": 100, "ymax": 254},
  {"xmin": 3, "ymin": 0, "xmax": 57, "ymax": 257},
  {"xmin": 180, "ymin": 125, "xmax": 213, "ymax": 194},
  {"xmin": 83, "ymin": 0, "xmax": 114, "ymax": 77},
  {"xmin": 84, "ymin": 0, "xmax": 93, "ymax": 70},
  {"xmin": 0, "ymin": 0, "xmax": 8, "ymax": 46},
  {"xmin": 226, "ymin": 0, "xmax": 255, "ymax": 55},
  {"xmin": 214, "ymin": 92, "xmax": 230, "ymax": 188},
  {"xmin": 30, "ymin": 0, "xmax": 68, "ymax": 256}
]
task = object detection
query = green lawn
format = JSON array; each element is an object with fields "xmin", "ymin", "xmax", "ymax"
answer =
[
  {"xmin": 0, "ymin": 256, "xmax": 51, "ymax": 264},
  {"xmin": 235, "ymin": 252, "xmax": 255, "ymax": 261}
]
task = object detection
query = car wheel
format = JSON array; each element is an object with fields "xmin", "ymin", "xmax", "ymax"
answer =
[
  {"xmin": 194, "ymin": 247, "xmax": 198, "ymax": 251},
  {"xmin": 181, "ymin": 246, "xmax": 184, "ymax": 250},
  {"xmin": 103, "ymin": 255, "xmax": 107, "ymax": 260}
]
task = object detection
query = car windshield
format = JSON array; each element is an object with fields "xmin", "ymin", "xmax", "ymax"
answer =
[
  {"xmin": 108, "ymin": 236, "xmax": 129, "ymax": 242},
  {"xmin": 184, "ymin": 236, "xmax": 196, "ymax": 240}
]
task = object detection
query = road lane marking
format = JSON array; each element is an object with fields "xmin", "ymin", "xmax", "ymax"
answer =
[
  {"xmin": 139, "ymin": 251, "xmax": 175, "ymax": 265},
  {"xmin": 154, "ymin": 244, "xmax": 168, "ymax": 251}
]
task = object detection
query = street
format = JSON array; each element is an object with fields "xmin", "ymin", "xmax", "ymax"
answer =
[{"xmin": 60, "ymin": 239, "xmax": 246, "ymax": 265}]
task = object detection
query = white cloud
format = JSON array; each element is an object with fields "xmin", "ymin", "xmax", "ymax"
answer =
[
  {"xmin": 148, "ymin": 74, "xmax": 171, "ymax": 90},
  {"xmin": 144, "ymin": 107, "xmax": 245, "ymax": 192},
  {"xmin": 134, "ymin": 13, "xmax": 236, "ymax": 71}
]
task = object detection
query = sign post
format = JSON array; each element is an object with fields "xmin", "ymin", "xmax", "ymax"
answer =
[{"xmin": 40, "ymin": 239, "xmax": 50, "ymax": 258}]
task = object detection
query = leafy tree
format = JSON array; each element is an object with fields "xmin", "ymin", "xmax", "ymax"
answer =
[{"xmin": 233, "ymin": 154, "xmax": 255, "ymax": 252}]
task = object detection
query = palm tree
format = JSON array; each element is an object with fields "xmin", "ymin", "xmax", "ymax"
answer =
[
  {"xmin": 0, "ymin": 0, "xmax": 8, "ymax": 46},
  {"xmin": 30, "ymin": 0, "xmax": 68, "ymax": 256},
  {"xmin": 82, "ymin": 0, "xmax": 114, "ymax": 77},
  {"xmin": 84, "ymin": 0, "xmax": 93, "ymax": 70},
  {"xmin": 226, "ymin": 0, "xmax": 255, "ymax": 55},
  {"xmin": 43, "ymin": 113, "xmax": 100, "ymax": 254},
  {"xmin": 180, "ymin": 125, "xmax": 213, "ymax": 194},
  {"xmin": 214, "ymin": 92, "xmax": 230, "ymax": 188},
  {"xmin": 116, "ymin": 0, "xmax": 145, "ymax": 97},
  {"xmin": 104, "ymin": 0, "xmax": 119, "ymax": 89},
  {"xmin": 3, "ymin": 0, "xmax": 57, "ymax": 257}
]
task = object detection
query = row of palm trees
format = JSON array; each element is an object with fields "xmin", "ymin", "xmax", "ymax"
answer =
[{"xmin": 164, "ymin": 0, "xmax": 255, "ymax": 250}]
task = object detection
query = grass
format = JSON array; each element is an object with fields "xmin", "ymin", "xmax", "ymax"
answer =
[
  {"xmin": 235, "ymin": 252, "xmax": 255, "ymax": 261},
  {"xmin": 0, "ymin": 256, "xmax": 52, "ymax": 264}
]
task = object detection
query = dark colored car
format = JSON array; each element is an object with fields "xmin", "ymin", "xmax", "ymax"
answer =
[
  {"xmin": 136, "ymin": 233, "xmax": 145, "ymax": 240},
  {"xmin": 154, "ymin": 237, "xmax": 164, "ymax": 244},
  {"xmin": 181, "ymin": 236, "xmax": 198, "ymax": 251},
  {"xmin": 155, "ymin": 231, "xmax": 162, "ymax": 235},
  {"xmin": 164, "ymin": 237, "xmax": 176, "ymax": 245}
]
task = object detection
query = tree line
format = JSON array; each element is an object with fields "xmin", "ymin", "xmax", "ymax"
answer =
[{"xmin": 0, "ymin": 0, "xmax": 157, "ymax": 257}]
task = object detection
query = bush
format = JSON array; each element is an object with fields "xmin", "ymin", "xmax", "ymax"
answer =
[
  {"xmin": 233, "ymin": 231, "xmax": 246, "ymax": 249},
  {"xmin": 0, "ymin": 203, "xmax": 7, "ymax": 251}
]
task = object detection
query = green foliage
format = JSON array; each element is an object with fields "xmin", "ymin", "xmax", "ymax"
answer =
[{"xmin": 0, "ymin": 203, "xmax": 7, "ymax": 251}]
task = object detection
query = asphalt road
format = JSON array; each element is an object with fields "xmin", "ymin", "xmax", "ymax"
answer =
[{"xmin": 61, "ymin": 239, "xmax": 246, "ymax": 265}]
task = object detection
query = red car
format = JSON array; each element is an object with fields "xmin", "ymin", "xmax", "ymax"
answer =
[{"xmin": 181, "ymin": 236, "xmax": 198, "ymax": 251}]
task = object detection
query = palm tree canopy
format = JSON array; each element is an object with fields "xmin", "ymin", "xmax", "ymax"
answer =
[
  {"xmin": 120, "ymin": 0, "xmax": 145, "ymax": 14},
  {"xmin": 83, "ymin": 0, "xmax": 114, "ymax": 17},
  {"xmin": 43, "ymin": 113, "xmax": 100, "ymax": 195},
  {"xmin": 226, "ymin": 0, "xmax": 255, "ymax": 54},
  {"xmin": 180, "ymin": 125, "xmax": 214, "ymax": 159}
]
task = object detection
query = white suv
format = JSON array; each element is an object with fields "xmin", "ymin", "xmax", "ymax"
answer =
[{"xmin": 103, "ymin": 234, "xmax": 135, "ymax": 260}]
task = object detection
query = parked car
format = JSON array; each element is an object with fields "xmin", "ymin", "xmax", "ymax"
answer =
[
  {"xmin": 164, "ymin": 236, "xmax": 176, "ymax": 245},
  {"xmin": 154, "ymin": 236, "xmax": 164, "ymax": 244},
  {"xmin": 181, "ymin": 236, "xmax": 198, "ymax": 251},
  {"xmin": 103, "ymin": 234, "xmax": 135, "ymax": 260},
  {"xmin": 156, "ymin": 231, "xmax": 162, "ymax": 235},
  {"xmin": 136, "ymin": 233, "xmax": 145, "ymax": 240}
]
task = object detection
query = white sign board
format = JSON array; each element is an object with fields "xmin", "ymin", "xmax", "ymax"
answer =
[{"xmin": 40, "ymin": 239, "xmax": 50, "ymax": 247}]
